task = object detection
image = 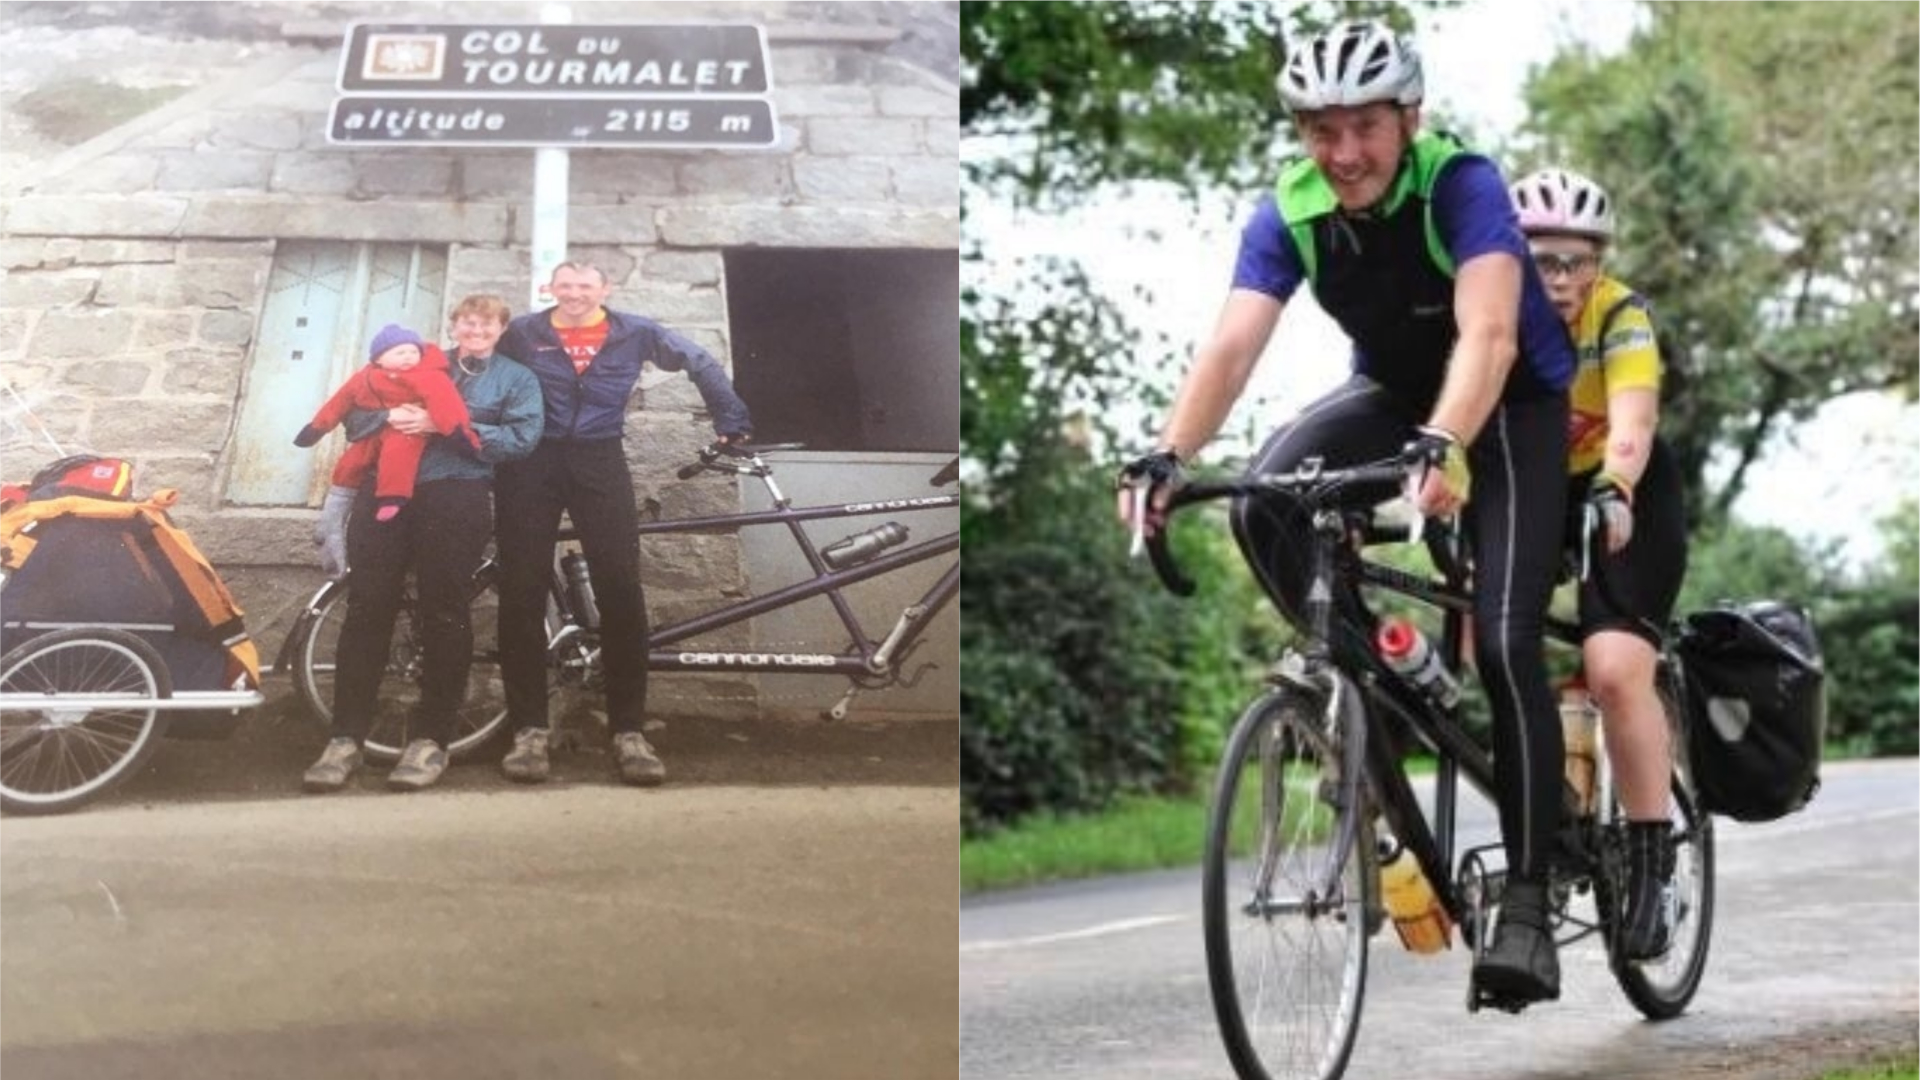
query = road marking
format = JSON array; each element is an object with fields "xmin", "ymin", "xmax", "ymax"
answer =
[{"xmin": 961, "ymin": 914, "xmax": 1183, "ymax": 953}]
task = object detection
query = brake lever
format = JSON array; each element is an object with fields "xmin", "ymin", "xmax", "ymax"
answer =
[{"xmin": 1128, "ymin": 485, "xmax": 1149, "ymax": 560}]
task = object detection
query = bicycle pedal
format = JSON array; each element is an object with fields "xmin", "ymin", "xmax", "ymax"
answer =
[{"xmin": 1470, "ymin": 986, "xmax": 1537, "ymax": 1016}]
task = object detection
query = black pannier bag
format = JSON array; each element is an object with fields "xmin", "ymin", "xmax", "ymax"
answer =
[{"xmin": 1674, "ymin": 600, "xmax": 1826, "ymax": 822}]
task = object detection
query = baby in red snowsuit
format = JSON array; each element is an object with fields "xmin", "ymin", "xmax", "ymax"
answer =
[{"xmin": 294, "ymin": 323, "xmax": 479, "ymax": 522}]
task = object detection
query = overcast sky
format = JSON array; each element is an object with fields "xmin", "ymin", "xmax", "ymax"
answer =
[{"xmin": 969, "ymin": 0, "xmax": 1915, "ymax": 567}]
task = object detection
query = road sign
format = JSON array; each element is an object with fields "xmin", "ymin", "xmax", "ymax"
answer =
[
  {"xmin": 338, "ymin": 23, "xmax": 771, "ymax": 95},
  {"xmin": 326, "ymin": 95, "xmax": 778, "ymax": 148}
]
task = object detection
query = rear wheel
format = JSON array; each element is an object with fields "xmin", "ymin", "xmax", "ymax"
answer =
[
  {"xmin": 0, "ymin": 628, "xmax": 172, "ymax": 815},
  {"xmin": 1600, "ymin": 681, "xmax": 1715, "ymax": 1018},
  {"xmin": 292, "ymin": 577, "xmax": 511, "ymax": 764},
  {"xmin": 1203, "ymin": 685, "xmax": 1374, "ymax": 1080}
]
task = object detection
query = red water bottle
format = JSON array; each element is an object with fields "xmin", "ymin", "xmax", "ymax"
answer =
[{"xmin": 1376, "ymin": 617, "xmax": 1461, "ymax": 710}]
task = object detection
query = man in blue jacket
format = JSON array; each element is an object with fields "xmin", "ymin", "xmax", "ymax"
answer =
[{"xmin": 494, "ymin": 260, "xmax": 753, "ymax": 787}]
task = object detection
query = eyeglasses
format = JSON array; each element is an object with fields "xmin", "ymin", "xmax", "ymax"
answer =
[{"xmin": 1532, "ymin": 252, "xmax": 1599, "ymax": 279}]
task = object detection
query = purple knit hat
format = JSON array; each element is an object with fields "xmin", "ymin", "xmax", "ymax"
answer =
[{"xmin": 368, "ymin": 323, "xmax": 425, "ymax": 362}]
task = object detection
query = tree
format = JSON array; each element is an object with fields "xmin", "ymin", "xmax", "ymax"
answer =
[{"xmin": 1518, "ymin": 1, "xmax": 1919, "ymax": 526}]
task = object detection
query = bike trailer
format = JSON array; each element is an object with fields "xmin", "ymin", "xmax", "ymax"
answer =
[
  {"xmin": 1673, "ymin": 599, "xmax": 1826, "ymax": 822},
  {"xmin": 0, "ymin": 486, "xmax": 262, "ymax": 738}
]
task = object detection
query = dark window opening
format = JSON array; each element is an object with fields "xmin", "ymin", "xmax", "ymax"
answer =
[{"xmin": 724, "ymin": 248, "xmax": 957, "ymax": 453}]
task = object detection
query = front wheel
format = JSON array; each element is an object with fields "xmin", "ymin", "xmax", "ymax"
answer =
[
  {"xmin": 0, "ymin": 628, "xmax": 173, "ymax": 815},
  {"xmin": 1203, "ymin": 685, "xmax": 1374, "ymax": 1080},
  {"xmin": 1600, "ymin": 683, "xmax": 1715, "ymax": 1019},
  {"xmin": 291, "ymin": 578, "xmax": 511, "ymax": 764}
]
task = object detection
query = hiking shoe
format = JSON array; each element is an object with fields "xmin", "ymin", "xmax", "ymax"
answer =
[
  {"xmin": 303, "ymin": 737, "xmax": 363, "ymax": 793},
  {"xmin": 1473, "ymin": 879, "xmax": 1561, "ymax": 1007},
  {"xmin": 501, "ymin": 726, "xmax": 550, "ymax": 783},
  {"xmin": 613, "ymin": 731, "xmax": 666, "ymax": 787},
  {"xmin": 388, "ymin": 739, "xmax": 448, "ymax": 791},
  {"xmin": 1619, "ymin": 821, "xmax": 1677, "ymax": 961}
]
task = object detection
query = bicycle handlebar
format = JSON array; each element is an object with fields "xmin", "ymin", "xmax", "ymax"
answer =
[{"xmin": 1139, "ymin": 458, "xmax": 1417, "ymax": 597}]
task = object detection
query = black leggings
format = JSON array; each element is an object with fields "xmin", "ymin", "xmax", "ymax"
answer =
[
  {"xmin": 1569, "ymin": 438, "xmax": 1687, "ymax": 646},
  {"xmin": 494, "ymin": 438, "xmax": 650, "ymax": 735},
  {"xmin": 333, "ymin": 479, "xmax": 493, "ymax": 745},
  {"xmin": 1230, "ymin": 376, "xmax": 1570, "ymax": 880}
]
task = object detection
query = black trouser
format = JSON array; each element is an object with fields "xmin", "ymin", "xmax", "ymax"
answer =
[
  {"xmin": 494, "ymin": 438, "xmax": 649, "ymax": 734},
  {"xmin": 1569, "ymin": 437, "xmax": 1687, "ymax": 647},
  {"xmin": 1230, "ymin": 376, "xmax": 1570, "ymax": 881},
  {"xmin": 332, "ymin": 478, "xmax": 493, "ymax": 745}
]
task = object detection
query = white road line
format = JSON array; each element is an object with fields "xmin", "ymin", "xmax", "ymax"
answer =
[{"xmin": 962, "ymin": 914, "xmax": 1184, "ymax": 953}]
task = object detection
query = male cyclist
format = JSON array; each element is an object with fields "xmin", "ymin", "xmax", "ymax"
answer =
[
  {"xmin": 1118, "ymin": 20, "xmax": 1577, "ymax": 1006},
  {"xmin": 1511, "ymin": 167, "xmax": 1687, "ymax": 960}
]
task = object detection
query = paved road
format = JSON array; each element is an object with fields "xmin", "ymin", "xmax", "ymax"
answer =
[
  {"xmin": 960, "ymin": 759, "xmax": 1920, "ymax": 1080},
  {"xmin": 1, "ymin": 714, "xmax": 958, "ymax": 1080}
]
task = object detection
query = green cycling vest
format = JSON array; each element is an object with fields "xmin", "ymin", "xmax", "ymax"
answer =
[{"xmin": 1275, "ymin": 130, "xmax": 1467, "ymax": 285}]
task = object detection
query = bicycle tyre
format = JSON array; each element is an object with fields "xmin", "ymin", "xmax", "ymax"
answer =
[
  {"xmin": 292, "ymin": 579, "xmax": 512, "ymax": 765},
  {"xmin": 1204, "ymin": 684, "xmax": 1375, "ymax": 1080},
  {"xmin": 1599, "ymin": 681, "xmax": 1715, "ymax": 1019},
  {"xmin": 0, "ymin": 627, "xmax": 173, "ymax": 815}
]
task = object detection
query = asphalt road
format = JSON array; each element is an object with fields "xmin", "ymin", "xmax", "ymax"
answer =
[
  {"xmin": 960, "ymin": 759, "xmax": 1920, "ymax": 1080},
  {"xmin": 0, "ymin": 712, "xmax": 959, "ymax": 1080}
]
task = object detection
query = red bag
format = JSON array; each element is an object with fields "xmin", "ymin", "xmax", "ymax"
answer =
[{"xmin": 28, "ymin": 455, "xmax": 134, "ymax": 501}]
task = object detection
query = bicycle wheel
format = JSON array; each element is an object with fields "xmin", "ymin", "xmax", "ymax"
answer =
[
  {"xmin": 0, "ymin": 627, "xmax": 172, "ymax": 815},
  {"xmin": 292, "ymin": 578, "xmax": 511, "ymax": 764},
  {"xmin": 1599, "ymin": 682, "xmax": 1715, "ymax": 1019},
  {"xmin": 1204, "ymin": 685, "xmax": 1375, "ymax": 1080}
]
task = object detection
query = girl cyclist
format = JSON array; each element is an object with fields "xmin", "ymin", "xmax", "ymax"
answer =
[{"xmin": 1510, "ymin": 167, "xmax": 1687, "ymax": 960}]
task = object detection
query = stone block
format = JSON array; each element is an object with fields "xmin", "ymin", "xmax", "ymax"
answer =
[
  {"xmin": 162, "ymin": 346, "xmax": 250, "ymax": 396},
  {"xmin": 654, "ymin": 474, "xmax": 748, "ymax": 523},
  {"xmin": 676, "ymin": 157, "xmax": 794, "ymax": 202},
  {"xmin": 657, "ymin": 205, "xmax": 958, "ymax": 249},
  {"xmin": 79, "ymin": 240, "xmax": 181, "ymax": 264},
  {"xmin": 136, "ymin": 313, "xmax": 199, "ymax": 349},
  {"xmin": 641, "ymin": 250, "xmax": 721, "ymax": 286},
  {"xmin": 209, "ymin": 113, "xmax": 305, "ymax": 151},
  {"xmin": 640, "ymin": 375, "xmax": 709, "ymax": 417},
  {"xmin": 449, "ymin": 247, "xmax": 529, "ymax": 284},
  {"xmin": 920, "ymin": 118, "xmax": 958, "ymax": 157},
  {"xmin": 459, "ymin": 154, "xmax": 534, "ymax": 199},
  {"xmin": 61, "ymin": 360, "xmax": 154, "ymax": 396},
  {"xmin": 179, "ymin": 198, "xmax": 511, "ymax": 244},
  {"xmin": 0, "ymin": 312, "xmax": 34, "ymax": 355},
  {"xmin": 198, "ymin": 309, "xmax": 257, "ymax": 347},
  {"xmin": 178, "ymin": 240, "xmax": 275, "ymax": 260},
  {"xmin": 269, "ymin": 154, "xmax": 360, "ymax": 196},
  {"xmin": 26, "ymin": 310, "xmax": 137, "ymax": 359},
  {"xmin": 95, "ymin": 263, "xmax": 180, "ymax": 307},
  {"xmin": 51, "ymin": 156, "xmax": 161, "ymax": 195},
  {"xmin": 141, "ymin": 114, "xmax": 215, "ymax": 150},
  {"xmin": 878, "ymin": 86, "xmax": 958, "ymax": 118},
  {"xmin": 621, "ymin": 288, "xmax": 726, "ymax": 327},
  {"xmin": 0, "ymin": 271, "xmax": 98, "ymax": 309},
  {"xmin": 184, "ymin": 512, "xmax": 317, "ymax": 569},
  {"xmin": 571, "ymin": 153, "xmax": 679, "ymax": 200},
  {"xmin": 0, "ymin": 239, "xmax": 50, "ymax": 270},
  {"xmin": 106, "ymin": 399, "xmax": 235, "ymax": 455},
  {"xmin": 178, "ymin": 260, "xmax": 268, "ymax": 309},
  {"xmin": 155, "ymin": 151, "xmax": 276, "ymax": 192},
  {"xmin": 794, "ymin": 157, "xmax": 892, "ymax": 204},
  {"xmin": 775, "ymin": 84, "xmax": 876, "ymax": 117},
  {"xmin": 354, "ymin": 155, "xmax": 459, "ymax": 198},
  {"xmin": 508, "ymin": 204, "xmax": 658, "ymax": 246},
  {"xmin": 641, "ymin": 533, "xmax": 747, "ymax": 593},
  {"xmin": 3, "ymin": 197, "xmax": 191, "ymax": 238},
  {"xmin": 808, "ymin": 117, "xmax": 921, "ymax": 156},
  {"xmin": 890, "ymin": 157, "xmax": 957, "ymax": 208}
]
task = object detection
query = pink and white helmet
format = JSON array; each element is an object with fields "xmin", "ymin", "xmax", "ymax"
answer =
[
  {"xmin": 1277, "ymin": 20, "xmax": 1424, "ymax": 113},
  {"xmin": 1509, "ymin": 168, "xmax": 1616, "ymax": 240}
]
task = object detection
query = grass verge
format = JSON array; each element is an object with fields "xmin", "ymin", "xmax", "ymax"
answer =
[
  {"xmin": 1816, "ymin": 1061, "xmax": 1919, "ymax": 1080},
  {"xmin": 962, "ymin": 793, "xmax": 1212, "ymax": 894}
]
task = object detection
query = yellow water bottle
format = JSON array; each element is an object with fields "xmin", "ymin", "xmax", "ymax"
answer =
[
  {"xmin": 1377, "ymin": 838, "xmax": 1452, "ymax": 954},
  {"xmin": 1559, "ymin": 676, "xmax": 1598, "ymax": 818}
]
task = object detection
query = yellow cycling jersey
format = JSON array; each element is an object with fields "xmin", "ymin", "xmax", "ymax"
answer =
[{"xmin": 1566, "ymin": 275, "xmax": 1662, "ymax": 475}]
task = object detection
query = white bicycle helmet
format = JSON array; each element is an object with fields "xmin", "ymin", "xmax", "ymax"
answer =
[
  {"xmin": 1277, "ymin": 20, "xmax": 1424, "ymax": 113},
  {"xmin": 1509, "ymin": 168, "xmax": 1616, "ymax": 240}
]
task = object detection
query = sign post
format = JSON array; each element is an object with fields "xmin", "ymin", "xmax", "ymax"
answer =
[{"xmin": 330, "ymin": 17, "xmax": 779, "ymax": 308}]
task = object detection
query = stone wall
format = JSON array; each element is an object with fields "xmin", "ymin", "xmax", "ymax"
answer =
[{"xmin": 0, "ymin": 3, "xmax": 959, "ymax": 716}]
